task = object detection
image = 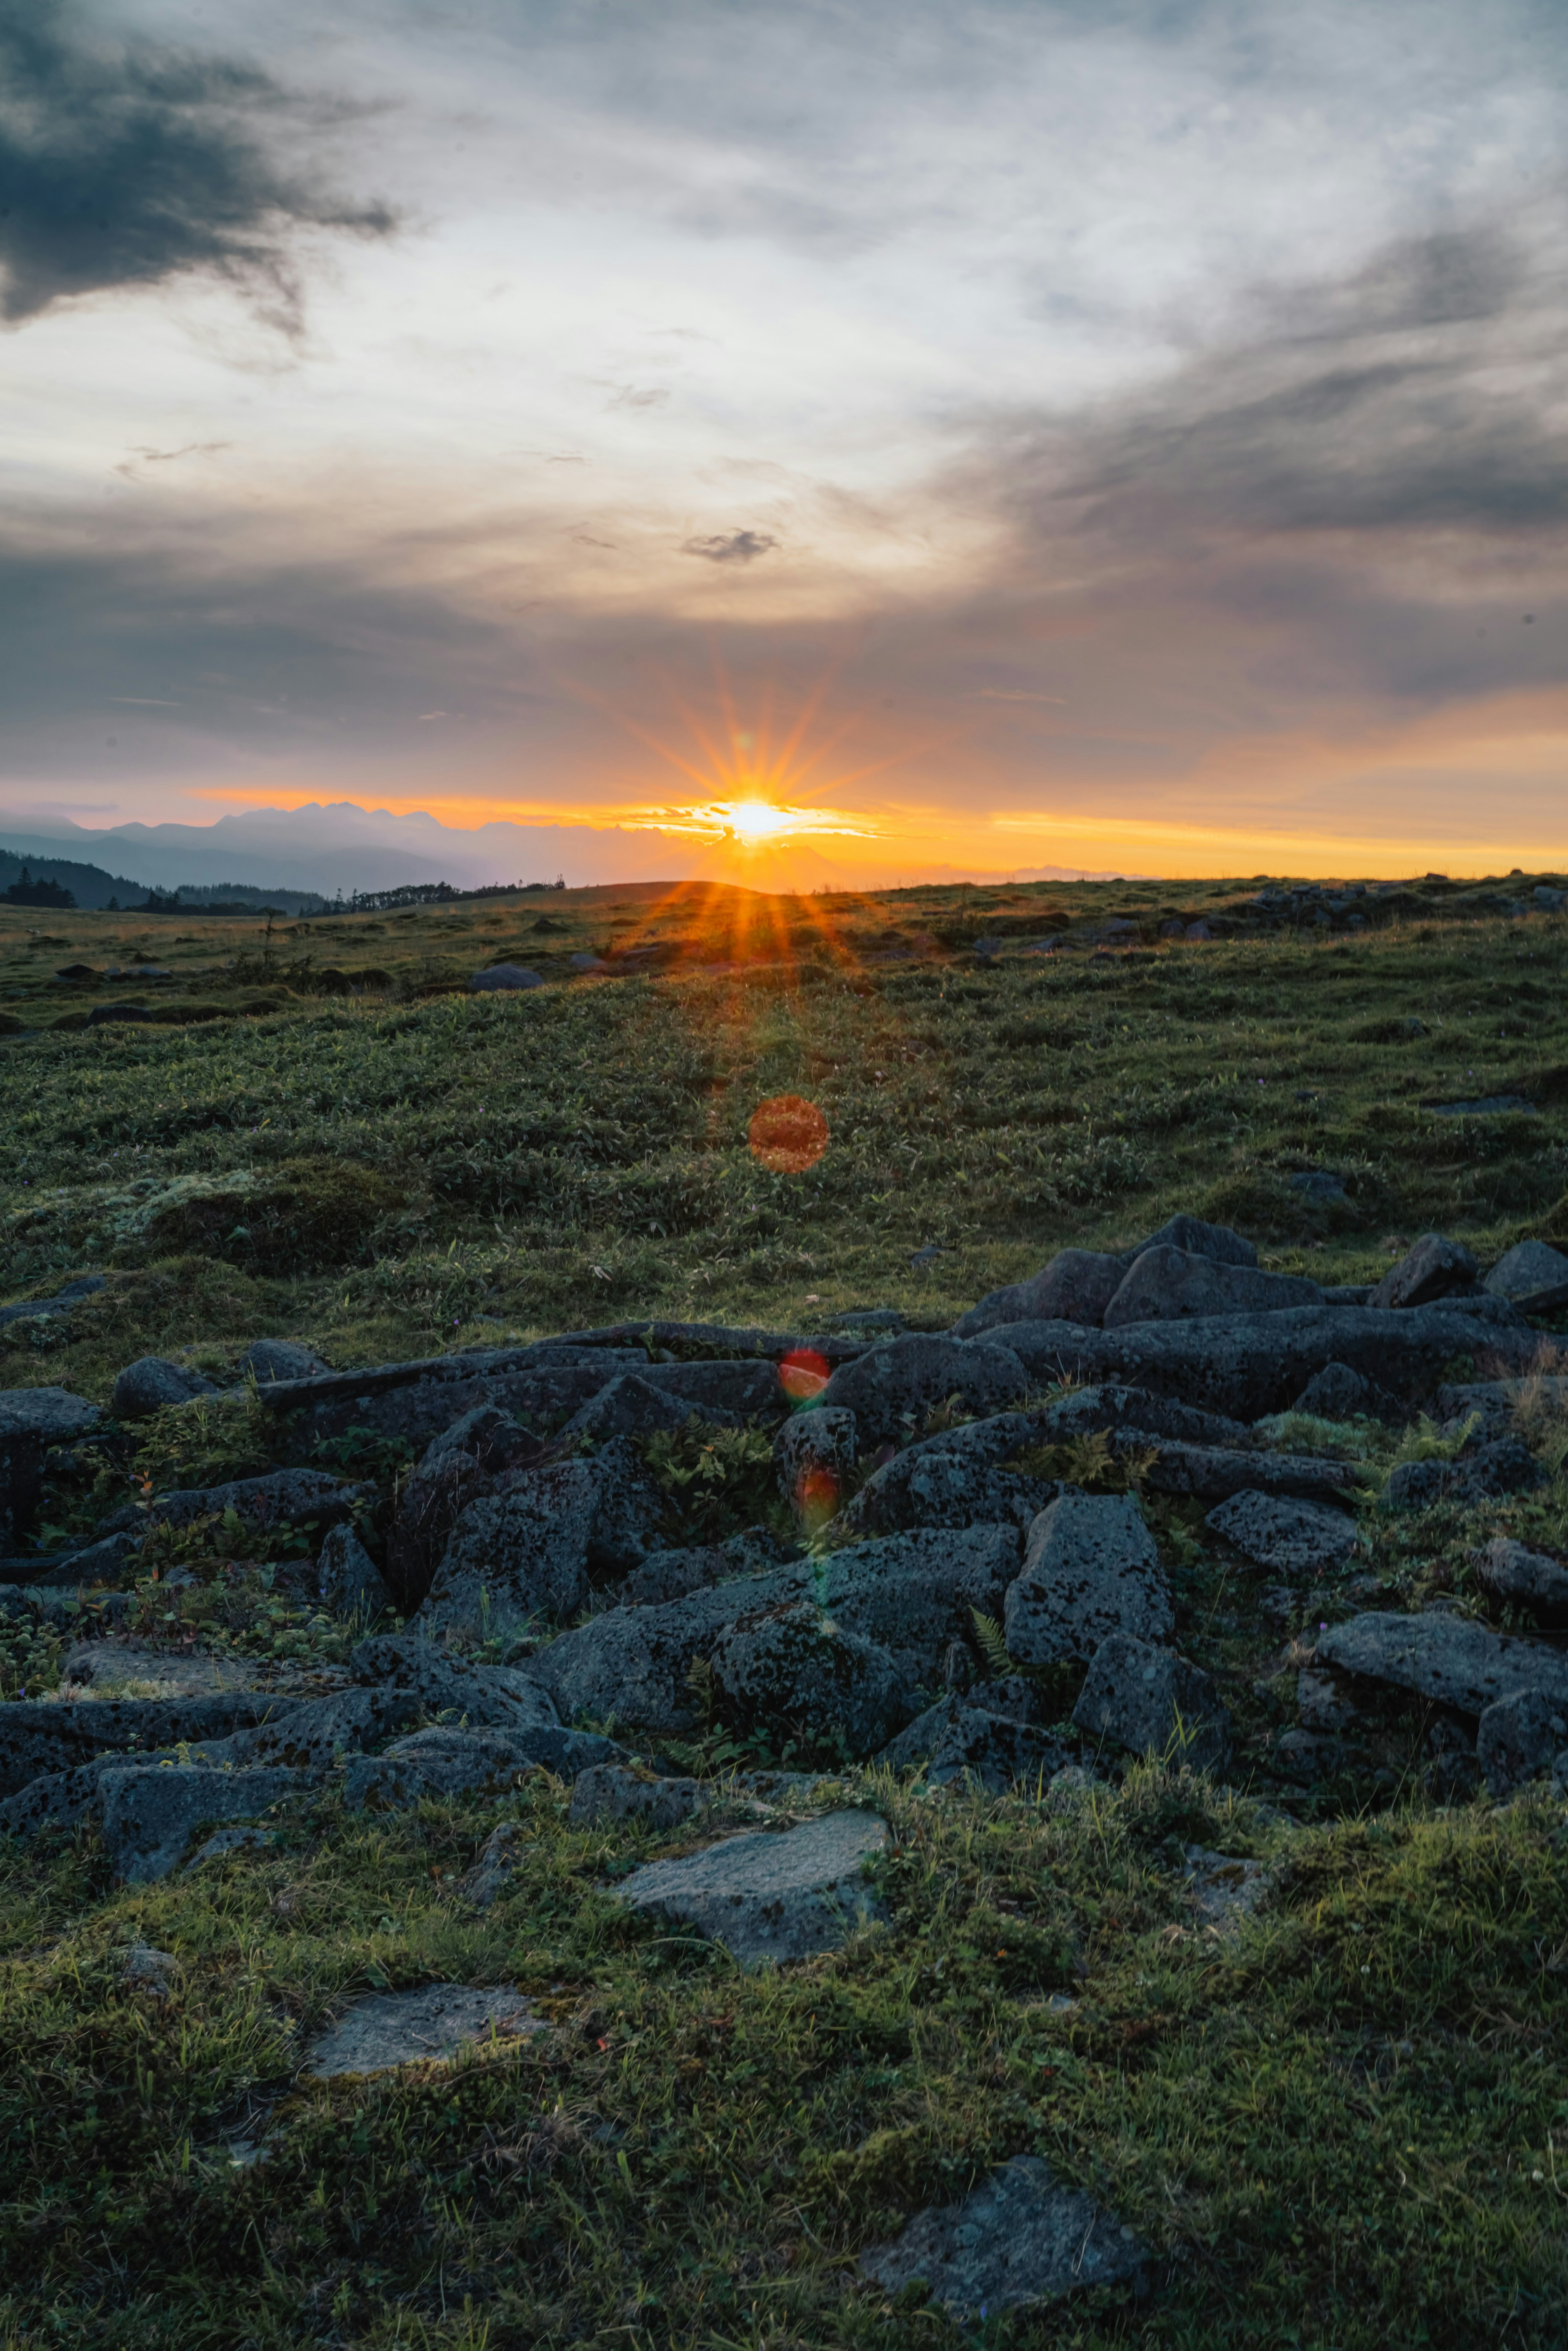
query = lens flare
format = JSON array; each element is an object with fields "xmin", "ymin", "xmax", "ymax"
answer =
[
  {"xmin": 748, "ymin": 1094, "xmax": 830, "ymax": 1173},
  {"xmin": 778, "ymin": 1347, "xmax": 831, "ymax": 1403}
]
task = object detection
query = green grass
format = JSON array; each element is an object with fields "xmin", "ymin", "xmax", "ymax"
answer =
[{"xmin": 6, "ymin": 874, "xmax": 1568, "ymax": 2345}]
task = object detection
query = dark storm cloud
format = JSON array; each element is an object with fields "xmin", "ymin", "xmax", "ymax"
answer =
[
  {"xmin": 0, "ymin": 0, "xmax": 396, "ymax": 327},
  {"xmin": 682, "ymin": 530, "xmax": 779, "ymax": 563},
  {"xmin": 1003, "ymin": 218, "xmax": 1568, "ymax": 543}
]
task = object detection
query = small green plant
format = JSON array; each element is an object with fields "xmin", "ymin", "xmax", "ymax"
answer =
[{"xmin": 639, "ymin": 1416, "xmax": 784, "ymax": 1542}]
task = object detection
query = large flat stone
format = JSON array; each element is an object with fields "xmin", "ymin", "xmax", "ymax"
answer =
[
  {"xmin": 1004, "ymin": 1493, "xmax": 1172, "ymax": 1666},
  {"xmin": 0, "ymin": 1693, "xmax": 296, "ymax": 1799},
  {"xmin": 618, "ymin": 1808, "xmax": 889, "ymax": 1968},
  {"xmin": 98, "ymin": 1764, "xmax": 318, "ymax": 1882},
  {"xmin": 877, "ymin": 1696, "xmax": 1070, "ymax": 1792},
  {"xmin": 859, "ymin": 2155, "xmax": 1148, "ymax": 2317},
  {"xmin": 1205, "ymin": 1490, "xmax": 1358, "ymax": 1573},
  {"xmin": 1314, "ymin": 1610, "xmax": 1568, "ymax": 1717},
  {"xmin": 815, "ymin": 1335, "xmax": 1027, "ymax": 1446},
  {"xmin": 303, "ymin": 1984, "xmax": 542, "ymax": 2078},
  {"xmin": 980, "ymin": 1300, "xmax": 1534, "ymax": 1420}
]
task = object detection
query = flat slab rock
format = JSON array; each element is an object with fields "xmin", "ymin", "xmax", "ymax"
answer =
[
  {"xmin": 303, "ymin": 1985, "xmax": 543, "ymax": 2078},
  {"xmin": 1315, "ymin": 1610, "xmax": 1568, "ymax": 1717},
  {"xmin": 99, "ymin": 1763, "xmax": 316, "ymax": 1882},
  {"xmin": 1205, "ymin": 1490, "xmax": 1358, "ymax": 1575},
  {"xmin": 860, "ymin": 2154, "xmax": 1149, "ymax": 2317},
  {"xmin": 617, "ymin": 1808, "xmax": 889, "ymax": 1968}
]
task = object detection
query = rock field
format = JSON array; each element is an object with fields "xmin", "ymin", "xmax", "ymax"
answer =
[{"xmin": 5, "ymin": 1214, "xmax": 1568, "ymax": 2321}]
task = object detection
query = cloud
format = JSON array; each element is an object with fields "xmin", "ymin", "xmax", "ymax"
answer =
[
  {"xmin": 0, "ymin": 0, "xmax": 396, "ymax": 329},
  {"xmin": 682, "ymin": 529, "xmax": 780, "ymax": 564}
]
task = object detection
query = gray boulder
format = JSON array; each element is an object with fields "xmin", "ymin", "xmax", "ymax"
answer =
[
  {"xmin": 859, "ymin": 2154, "xmax": 1148, "ymax": 2317},
  {"xmin": 383, "ymin": 1406, "xmax": 535, "ymax": 1608},
  {"xmin": 422, "ymin": 1437, "xmax": 662, "ymax": 1637},
  {"xmin": 814, "ymin": 1334, "xmax": 1027, "ymax": 1446},
  {"xmin": 951, "ymin": 1250, "xmax": 1128, "ymax": 1339},
  {"xmin": 617, "ymin": 1807, "xmax": 889, "ymax": 1968},
  {"xmin": 458, "ymin": 1820, "xmax": 530, "ymax": 1906},
  {"xmin": 0, "ymin": 1386, "xmax": 102, "ymax": 1549},
  {"xmin": 642, "ymin": 1358, "xmax": 785, "ymax": 1419},
  {"xmin": 708, "ymin": 1600, "xmax": 913, "ymax": 1757},
  {"xmin": 1039, "ymin": 1385, "xmax": 1250, "ymax": 1447},
  {"xmin": 981, "ymin": 1300, "xmax": 1535, "ymax": 1421},
  {"xmin": 347, "ymin": 1629, "xmax": 559, "ymax": 1725},
  {"xmin": 237, "ymin": 1338, "xmax": 330, "ymax": 1384},
  {"xmin": 1477, "ymin": 1689, "xmax": 1568, "ymax": 1797},
  {"xmin": 345, "ymin": 1722, "xmax": 621, "ymax": 1808},
  {"xmin": 1138, "ymin": 1439, "xmax": 1357, "ymax": 1506},
  {"xmin": 1205, "ymin": 1490, "xmax": 1358, "ymax": 1575},
  {"xmin": 146, "ymin": 1467, "xmax": 359, "ymax": 1536},
  {"xmin": 1476, "ymin": 1536, "xmax": 1568, "ymax": 1628},
  {"xmin": 1315, "ymin": 1609, "xmax": 1568, "ymax": 1716},
  {"xmin": 470, "ymin": 964, "xmax": 543, "ymax": 991},
  {"xmin": 829, "ymin": 1413, "xmax": 1058, "ymax": 1539},
  {"xmin": 109, "ymin": 1357, "xmax": 218, "ymax": 1419},
  {"xmin": 1483, "ymin": 1239, "xmax": 1568, "ymax": 1316},
  {"xmin": 877, "ymin": 1695, "xmax": 1070, "ymax": 1792},
  {"xmin": 1071, "ymin": 1632, "xmax": 1231, "ymax": 1768},
  {"xmin": 0, "ymin": 1691, "xmax": 294, "ymax": 1800},
  {"xmin": 1103, "ymin": 1246, "xmax": 1321, "ymax": 1328},
  {"xmin": 1383, "ymin": 1437, "xmax": 1544, "ymax": 1511},
  {"xmin": 775, "ymin": 1407, "xmax": 858, "ymax": 1525},
  {"xmin": 1135, "ymin": 1212, "xmax": 1256, "ymax": 1267},
  {"xmin": 617, "ymin": 1528, "xmax": 797, "ymax": 1607},
  {"xmin": 1370, "ymin": 1234, "xmax": 1479, "ymax": 1310},
  {"xmin": 316, "ymin": 1523, "xmax": 391, "ymax": 1620},
  {"xmin": 819, "ymin": 1524, "xmax": 1025, "ymax": 1685},
  {"xmin": 555, "ymin": 1371, "xmax": 730, "ymax": 1448},
  {"xmin": 1004, "ymin": 1493, "xmax": 1172, "ymax": 1666},
  {"xmin": 532, "ymin": 1566, "xmax": 809, "ymax": 1733},
  {"xmin": 1293, "ymin": 1361, "xmax": 1389, "ymax": 1420},
  {"xmin": 568, "ymin": 1761, "xmax": 706, "ymax": 1830},
  {"xmin": 304, "ymin": 1984, "xmax": 541, "ymax": 2077},
  {"xmin": 99, "ymin": 1763, "xmax": 316, "ymax": 1882}
]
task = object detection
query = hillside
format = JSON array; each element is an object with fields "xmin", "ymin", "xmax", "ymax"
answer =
[{"xmin": 1, "ymin": 871, "xmax": 1567, "ymax": 2349}]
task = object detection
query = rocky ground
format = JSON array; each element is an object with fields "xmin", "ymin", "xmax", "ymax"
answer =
[{"xmin": 3, "ymin": 1214, "xmax": 1568, "ymax": 2345}]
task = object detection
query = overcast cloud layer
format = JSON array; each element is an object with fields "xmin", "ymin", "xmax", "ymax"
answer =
[{"xmin": 2, "ymin": 0, "xmax": 1565, "ymax": 879}]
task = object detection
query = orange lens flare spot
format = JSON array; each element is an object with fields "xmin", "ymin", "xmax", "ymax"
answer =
[
  {"xmin": 748, "ymin": 1094, "xmax": 829, "ymax": 1174},
  {"xmin": 793, "ymin": 1464, "xmax": 841, "ymax": 1533},
  {"xmin": 779, "ymin": 1348, "xmax": 831, "ymax": 1404}
]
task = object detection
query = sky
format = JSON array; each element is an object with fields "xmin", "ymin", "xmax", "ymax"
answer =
[{"xmin": 1, "ymin": 0, "xmax": 1565, "ymax": 888}]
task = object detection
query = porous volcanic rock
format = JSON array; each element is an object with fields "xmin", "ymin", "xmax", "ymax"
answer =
[
  {"xmin": 1205, "ymin": 1490, "xmax": 1358, "ymax": 1575},
  {"xmin": 708, "ymin": 1600, "xmax": 913, "ymax": 1755},
  {"xmin": 951, "ymin": 1250, "xmax": 1128, "ymax": 1339},
  {"xmin": 859, "ymin": 2155, "xmax": 1148, "ymax": 2317},
  {"xmin": 1071, "ymin": 1632, "xmax": 1230, "ymax": 1768},
  {"xmin": 568, "ymin": 1761, "xmax": 707, "ymax": 1830},
  {"xmin": 344, "ymin": 1723, "xmax": 621, "ymax": 1809},
  {"xmin": 1102, "ymin": 1246, "xmax": 1321, "ymax": 1328},
  {"xmin": 99, "ymin": 1763, "xmax": 317, "ymax": 1882},
  {"xmin": 1475, "ymin": 1536, "xmax": 1568, "ymax": 1627},
  {"xmin": 1004, "ymin": 1493, "xmax": 1172, "ymax": 1666},
  {"xmin": 818, "ymin": 1524, "xmax": 1025, "ymax": 1685},
  {"xmin": 1314, "ymin": 1610, "xmax": 1568, "ymax": 1716},
  {"xmin": 877, "ymin": 1695, "xmax": 1070, "ymax": 1791},
  {"xmin": 0, "ymin": 1386, "xmax": 102, "ymax": 1548},
  {"xmin": 617, "ymin": 1808, "xmax": 889, "ymax": 1968},
  {"xmin": 1370, "ymin": 1233, "xmax": 1480, "ymax": 1310},
  {"xmin": 1483, "ymin": 1239, "xmax": 1568, "ymax": 1316},
  {"xmin": 814, "ymin": 1334, "xmax": 1027, "ymax": 1446},
  {"xmin": 109, "ymin": 1357, "xmax": 218, "ymax": 1418},
  {"xmin": 531, "ymin": 1566, "xmax": 809, "ymax": 1733},
  {"xmin": 422, "ymin": 1436, "xmax": 662, "ymax": 1636},
  {"xmin": 1476, "ymin": 1689, "xmax": 1568, "ymax": 1797}
]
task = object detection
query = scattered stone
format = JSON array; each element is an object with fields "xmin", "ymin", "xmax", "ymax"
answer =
[
  {"xmin": 0, "ymin": 1692, "xmax": 296, "ymax": 1801},
  {"xmin": 618, "ymin": 1807, "xmax": 889, "ymax": 1968},
  {"xmin": 1295, "ymin": 1666, "xmax": 1363, "ymax": 1733},
  {"xmin": 859, "ymin": 2154, "xmax": 1148, "ymax": 2318},
  {"xmin": 469, "ymin": 965, "xmax": 543, "ymax": 992},
  {"xmin": 568, "ymin": 1761, "xmax": 706, "ymax": 1830},
  {"xmin": 99, "ymin": 1763, "xmax": 318, "ymax": 1882},
  {"xmin": 1183, "ymin": 1846, "xmax": 1274, "ymax": 1929},
  {"xmin": 1071, "ymin": 1633, "xmax": 1230, "ymax": 1768},
  {"xmin": 316, "ymin": 1523, "xmax": 391, "ymax": 1620},
  {"xmin": 982, "ymin": 1301, "xmax": 1535, "ymax": 1421},
  {"xmin": 1477, "ymin": 1689, "xmax": 1568, "ymax": 1798},
  {"xmin": 0, "ymin": 1386, "xmax": 102, "ymax": 1548},
  {"xmin": 829, "ymin": 1412, "xmax": 1058, "ymax": 1538},
  {"xmin": 819, "ymin": 1524, "xmax": 1025, "ymax": 1686},
  {"xmin": 815, "ymin": 1334, "xmax": 1027, "ymax": 1446},
  {"xmin": 1383, "ymin": 1437, "xmax": 1544, "ymax": 1510},
  {"xmin": 109, "ymin": 1357, "xmax": 218, "ymax": 1418},
  {"xmin": 775, "ymin": 1408, "xmax": 858, "ymax": 1524},
  {"xmin": 121, "ymin": 1942, "xmax": 178, "ymax": 1996},
  {"xmin": 1134, "ymin": 1213, "xmax": 1256, "ymax": 1268},
  {"xmin": 1370, "ymin": 1234, "xmax": 1479, "ymax": 1310},
  {"xmin": 1287, "ymin": 1171, "xmax": 1348, "ymax": 1203},
  {"xmin": 876, "ymin": 1694, "xmax": 1069, "ymax": 1791},
  {"xmin": 641, "ymin": 1357, "xmax": 785, "ymax": 1418},
  {"xmin": 1293, "ymin": 1362, "xmax": 1371, "ymax": 1419},
  {"xmin": 709, "ymin": 1601, "xmax": 913, "ymax": 1756},
  {"xmin": 423, "ymin": 1437, "xmax": 663, "ymax": 1637},
  {"xmin": 458, "ymin": 1820, "xmax": 531, "ymax": 1906},
  {"xmin": 1533, "ymin": 885, "xmax": 1566, "ymax": 911},
  {"xmin": 383, "ymin": 1406, "xmax": 538, "ymax": 1607},
  {"xmin": 145, "ymin": 1467, "xmax": 360, "ymax": 1538},
  {"xmin": 1138, "ymin": 1438, "xmax": 1356, "ymax": 1506},
  {"xmin": 237, "ymin": 1338, "xmax": 331, "ymax": 1383},
  {"xmin": 532, "ymin": 1566, "xmax": 809, "ymax": 1733},
  {"xmin": 0, "ymin": 1275, "xmax": 104, "ymax": 1331},
  {"xmin": 951, "ymin": 1250, "xmax": 1128, "ymax": 1339},
  {"xmin": 616, "ymin": 1528, "xmax": 796, "ymax": 1608},
  {"xmin": 1315, "ymin": 1609, "xmax": 1568, "ymax": 1716},
  {"xmin": 345, "ymin": 1723, "xmax": 621, "ymax": 1809},
  {"xmin": 1004, "ymin": 1493, "xmax": 1172, "ymax": 1666},
  {"xmin": 1102, "ymin": 1246, "xmax": 1321, "ymax": 1328},
  {"xmin": 1475, "ymin": 1536, "xmax": 1568, "ymax": 1628},
  {"xmin": 347, "ymin": 1630, "xmax": 559, "ymax": 1725},
  {"xmin": 303, "ymin": 1984, "xmax": 542, "ymax": 2077},
  {"xmin": 1205, "ymin": 1491, "xmax": 1357, "ymax": 1575},
  {"xmin": 1483, "ymin": 1239, "xmax": 1568, "ymax": 1316}
]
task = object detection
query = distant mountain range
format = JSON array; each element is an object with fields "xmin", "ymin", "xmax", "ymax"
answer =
[{"xmin": 0, "ymin": 802, "xmax": 1136, "ymax": 901}]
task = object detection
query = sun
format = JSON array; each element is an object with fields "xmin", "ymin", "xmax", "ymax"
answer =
[{"xmin": 724, "ymin": 799, "xmax": 798, "ymax": 844}]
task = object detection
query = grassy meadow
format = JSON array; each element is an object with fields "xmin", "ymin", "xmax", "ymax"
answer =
[{"xmin": 3, "ymin": 869, "xmax": 1568, "ymax": 2349}]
